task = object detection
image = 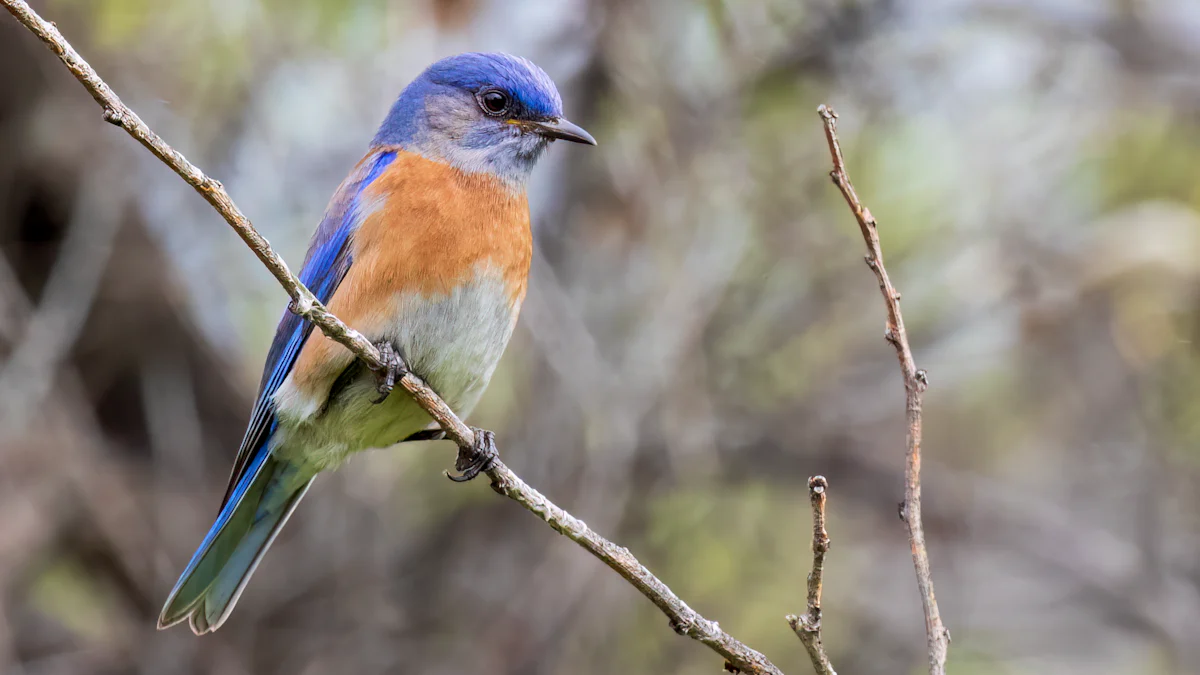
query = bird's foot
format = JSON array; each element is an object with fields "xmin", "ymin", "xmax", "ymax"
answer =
[
  {"xmin": 371, "ymin": 341, "xmax": 408, "ymax": 404},
  {"xmin": 447, "ymin": 428, "xmax": 498, "ymax": 483}
]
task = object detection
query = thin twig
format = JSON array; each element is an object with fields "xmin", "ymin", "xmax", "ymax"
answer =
[
  {"xmin": 0, "ymin": 2, "xmax": 784, "ymax": 671},
  {"xmin": 786, "ymin": 476, "xmax": 837, "ymax": 675},
  {"xmin": 816, "ymin": 104, "xmax": 950, "ymax": 674}
]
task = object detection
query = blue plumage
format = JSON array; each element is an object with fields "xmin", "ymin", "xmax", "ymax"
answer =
[
  {"xmin": 158, "ymin": 443, "xmax": 310, "ymax": 633},
  {"xmin": 220, "ymin": 150, "xmax": 397, "ymax": 505},
  {"xmin": 160, "ymin": 52, "xmax": 593, "ymax": 634},
  {"xmin": 369, "ymin": 53, "xmax": 582, "ymax": 186},
  {"xmin": 374, "ymin": 53, "xmax": 563, "ymax": 149},
  {"xmin": 424, "ymin": 52, "xmax": 562, "ymax": 119},
  {"xmin": 159, "ymin": 151, "xmax": 397, "ymax": 632}
]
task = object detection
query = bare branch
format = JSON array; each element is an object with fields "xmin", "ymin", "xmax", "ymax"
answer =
[
  {"xmin": 816, "ymin": 104, "xmax": 950, "ymax": 674},
  {"xmin": 786, "ymin": 476, "xmax": 836, "ymax": 675},
  {"xmin": 0, "ymin": 1, "xmax": 784, "ymax": 671},
  {"xmin": 0, "ymin": 0, "xmax": 384, "ymax": 373}
]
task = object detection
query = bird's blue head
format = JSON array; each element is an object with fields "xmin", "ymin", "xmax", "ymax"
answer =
[{"xmin": 373, "ymin": 52, "xmax": 595, "ymax": 186}]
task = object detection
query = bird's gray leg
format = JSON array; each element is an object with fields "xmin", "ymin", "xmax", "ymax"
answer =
[
  {"xmin": 370, "ymin": 341, "xmax": 408, "ymax": 404},
  {"xmin": 447, "ymin": 428, "xmax": 498, "ymax": 482}
]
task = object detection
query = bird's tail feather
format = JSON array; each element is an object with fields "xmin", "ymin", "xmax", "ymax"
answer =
[{"xmin": 158, "ymin": 451, "xmax": 313, "ymax": 634}]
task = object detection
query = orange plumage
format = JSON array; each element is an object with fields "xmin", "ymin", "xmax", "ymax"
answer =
[
  {"xmin": 159, "ymin": 52, "xmax": 593, "ymax": 635},
  {"xmin": 287, "ymin": 149, "xmax": 531, "ymax": 408}
]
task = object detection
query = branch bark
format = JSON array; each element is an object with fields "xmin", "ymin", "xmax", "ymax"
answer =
[
  {"xmin": 786, "ymin": 476, "xmax": 837, "ymax": 675},
  {"xmin": 816, "ymin": 104, "xmax": 950, "ymax": 674},
  {"xmin": 0, "ymin": 1, "xmax": 784, "ymax": 672}
]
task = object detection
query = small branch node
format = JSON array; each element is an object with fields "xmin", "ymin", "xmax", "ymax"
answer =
[
  {"xmin": 288, "ymin": 294, "xmax": 315, "ymax": 316},
  {"xmin": 808, "ymin": 475, "xmax": 826, "ymax": 494}
]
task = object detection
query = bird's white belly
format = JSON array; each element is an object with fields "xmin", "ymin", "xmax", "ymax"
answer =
[{"xmin": 273, "ymin": 271, "xmax": 520, "ymax": 471}]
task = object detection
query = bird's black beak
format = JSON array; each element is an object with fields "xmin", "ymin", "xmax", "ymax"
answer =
[{"xmin": 529, "ymin": 117, "xmax": 596, "ymax": 145}]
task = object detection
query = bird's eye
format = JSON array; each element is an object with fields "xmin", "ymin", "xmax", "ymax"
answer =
[{"xmin": 479, "ymin": 89, "xmax": 510, "ymax": 116}]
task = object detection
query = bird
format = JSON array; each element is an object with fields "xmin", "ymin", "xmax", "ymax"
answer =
[{"xmin": 157, "ymin": 52, "xmax": 595, "ymax": 634}]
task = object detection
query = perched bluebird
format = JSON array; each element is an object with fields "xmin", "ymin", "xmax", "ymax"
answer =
[{"xmin": 158, "ymin": 52, "xmax": 595, "ymax": 634}]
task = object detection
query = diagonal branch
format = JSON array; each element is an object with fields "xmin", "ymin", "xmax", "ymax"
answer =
[
  {"xmin": 816, "ymin": 104, "xmax": 950, "ymax": 675},
  {"xmin": 786, "ymin": 476, "xmax": 837, "ymax": 675},
  {"xmin": 0, "ymin": 1, "xmax": 783, "ymax": 672},
  {"xmin": 0, "ymin": 0, "xmax": 384, "ymax": 374}
]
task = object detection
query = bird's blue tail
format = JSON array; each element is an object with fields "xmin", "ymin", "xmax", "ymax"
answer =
[{"xmin": 158, "ymin": 451, "xmax": 313, "ymax": 634}]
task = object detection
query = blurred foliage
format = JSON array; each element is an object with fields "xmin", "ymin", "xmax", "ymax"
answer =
[{"xmin": 4, "ymin": 1, "xmax": 1200, "ymax": 674}]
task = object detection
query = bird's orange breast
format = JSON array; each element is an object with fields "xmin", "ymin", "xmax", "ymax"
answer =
[
  {"xmin": 343, "ymin": 150, "xmax": 531, "ymax": 312},
  {"xmin": 284, "ymin": 150, "xmax": 532, "ymax": 405}
]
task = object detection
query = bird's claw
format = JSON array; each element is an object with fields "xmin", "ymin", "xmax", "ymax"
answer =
[
  {"xmin": 447, "ymin": 428, "xmax": 498, "ymax": 482},
  {"xmin": 371, "ymin": 342, "xmax": 407, "ymax": 404}
]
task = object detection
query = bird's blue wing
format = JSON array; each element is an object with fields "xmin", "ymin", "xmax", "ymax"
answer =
[{"xmin": 220, "ymin": 149, "xmax": 397, "ymax": 508}]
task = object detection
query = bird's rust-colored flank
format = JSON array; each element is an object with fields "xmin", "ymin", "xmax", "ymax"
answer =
[{"xmin": 288, "ymin": 149, "xmax": 532, "ymax": 397}]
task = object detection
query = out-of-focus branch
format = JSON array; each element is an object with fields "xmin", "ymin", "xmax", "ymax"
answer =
[
  {"xmin": 786, "ymin": 476, "xmax": 836, "ymax": 675},
  {"xmin": 816, "ymin": 104, "xmax": 950, "ymax": 675},
  {"xmin": 0, "ymin": 176, "xmax": 121, "ymax": 437},
  {"xmin": 1, "ymin": 2, "xmax": 784, "ymax": 671},
  {"xmin": 0, "ymin": 0, "xmax": 385, "ymax": 374}
]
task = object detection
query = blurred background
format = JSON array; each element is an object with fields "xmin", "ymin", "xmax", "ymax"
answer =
[{"xmin": 2, "ymin": 0, "xmax": 1200, "ymax": 673}]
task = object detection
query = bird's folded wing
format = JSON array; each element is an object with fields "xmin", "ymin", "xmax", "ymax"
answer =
[{"xmin": 220, "ymin": 149, "xmax": 398, "ymax": 509}]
